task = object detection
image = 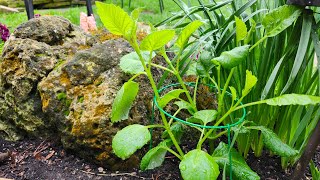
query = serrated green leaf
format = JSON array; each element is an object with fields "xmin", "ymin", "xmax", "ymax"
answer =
[
  {"xmin": 193, "ymin": 110, "xmax": 218, "ymax": 124},
  {"xmin": 235, "ymin": 16, "xmax": 247, "ymax": 43},
  {"xmin": 212, "ymin": 45, "xmax": 250, "ymax": 69},
  {"xmin": 111, "ymin": 81, "xmax": 139, "ymax": 122},
  {"xmin": 196, "ymin": 51, "xmax": 215, "ymax": 76},
  {"xmin": 158, "ymin": 89, "xmax": 187, "ymax": 108},
  {"xmin": 140, "ymin": 140, "xmax": 172, "ymax": 170},
  {"xmin": 112, "ymin": 124, "xmax": 151, "ymax": 160},
  {"xmin": 140, "ymin": 30, "xmax": 175, "ymax": 51},
  {"xmin": 252, "ymin": 126, "xmax": 298, "ymax": 157},
  {"xmin": 162, "ymin": 122, "xmax": 184, "ymax": 143},
  {"xmin": 96, "ymin": 2, "xmax": 134, "ymax": 38},
  {"xmin": 263, "ymin": 5, "xmax": 302, "ymax": 37},
  {"xmin": 119, "ymin": 51, "xmax": 156, "ymax": 74},
  {"xmin": 242, "ymin": 70, "xmax": 257, "ymax": 97},
  {"xmin": 180, "ymin": 150, "xmax": 220, "ymax": 180},
  {"xmin": 176, "ymin": 20, "xmax": 203, "ymax": 48},
  {"xmin": 212, "ymin": 142, "xmax": 260, "ymax": 180},
  {"xmin": 265, "ymin": 94, "xmax": 320, "ymax": 106},
  {"xmin": 229, "ymin": 86, "xmax": 237, "ymax": 102},
  {"xmin": 174, "ymin": 100, "xmax": 195, "ymax": 114}
]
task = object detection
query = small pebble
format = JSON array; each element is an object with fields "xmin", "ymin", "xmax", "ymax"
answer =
[{"xmin": 98, "ymin": 167, "xmax": 104, "ymax": 173}]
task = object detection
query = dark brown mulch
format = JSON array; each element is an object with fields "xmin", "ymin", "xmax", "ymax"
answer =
[{"xmin": 0, "ymin": 138, "xmax": 319, "ymax": 180}]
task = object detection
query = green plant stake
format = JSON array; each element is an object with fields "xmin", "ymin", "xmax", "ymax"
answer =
[{"xmin": 153, "ymin": 83, "xmax": 247, "ymax": 179}]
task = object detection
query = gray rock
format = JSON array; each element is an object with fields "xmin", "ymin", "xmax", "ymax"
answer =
[
  {"xmin": 0, "ymin": 16, "xmax": 95, "ymax": 141},
  {"xmin": 0, "ymin": 15, "xmax": 162, "ymax": 170},
  {"xmin": 38, "ymin": 39, "xmax": 157, "ymax": 170}
]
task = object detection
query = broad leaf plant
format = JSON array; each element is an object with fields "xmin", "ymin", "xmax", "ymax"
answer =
[{"xmin": 96, "ymin": 2, "xmax": 320, "ymax": 180}]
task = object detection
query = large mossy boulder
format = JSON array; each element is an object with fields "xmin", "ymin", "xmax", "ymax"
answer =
[
  {"xmin": 38, "ymin": 40, "xmax": 156, "ymax": 170},
  {"xmin": 0, "ymin": 16, "xmax": 95, "ymax": 141},
  {"xmin": 0, "ymin": 16, "xmax": 159, "ymax": 170}
]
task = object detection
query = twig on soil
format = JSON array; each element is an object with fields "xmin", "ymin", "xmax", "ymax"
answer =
[
  {"xmin": 44, "ymin": 150, "xmax": 55, "ymax": 160},
  {"xmin": 33, "ymin": 140, "xmax": 48, "ymax": 157},
  {"xmin": 80, "ymin": 170, "xmax": 152, "ymax": 179}
]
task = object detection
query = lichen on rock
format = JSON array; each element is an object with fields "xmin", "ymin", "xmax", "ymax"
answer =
[
  {"xmin": 38, "ymin": 39, "xmax": 157, "ymax": 170},
  {"xmin": 0, "ymin": 16, "xmax": 95, "ymax": 141},
  {"xmin": 0, "ymin": 15, "xmax": 162, "ymax": 170}
]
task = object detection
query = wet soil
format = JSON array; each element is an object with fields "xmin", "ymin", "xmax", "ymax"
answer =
[{"xmin": 1, "ymin": 138, "xmax": 319, "ymax": 180}]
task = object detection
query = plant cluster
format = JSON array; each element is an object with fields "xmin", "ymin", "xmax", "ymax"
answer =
[
  {"xmin": 158, "ymin": 0, "xmax": 320, "ymax": 171},
  {"xmin": 96, "ymin": 1, "xmax": 320, "ymax": 179},
  {"xmin": 0, "ymin": 23, "xmax": 9, "ymax": 42}
]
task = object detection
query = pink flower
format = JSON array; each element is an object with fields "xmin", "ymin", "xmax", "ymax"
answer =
[
  {"xmin": 87, "ymin": 15, "xmax": 97, "ymax": 31},
  {"xmin": 80, "ymin": 12, "xmax": 89, "ymax": 32},
  {"xmin": 0, "ymin": 23, "xmax": 9, "ymax": 42},
  {"xmin": 80, "ymin": 12, "xmax": 97, "ymax": 32}
]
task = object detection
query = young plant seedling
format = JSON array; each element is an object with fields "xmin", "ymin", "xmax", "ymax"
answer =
[{"xmin": 96, "ymin": 2, "xmax": 320, "ymax": 180}]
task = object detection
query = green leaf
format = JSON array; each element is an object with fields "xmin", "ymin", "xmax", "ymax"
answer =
[
  {"xmin": 252, "ymin": 126, "xmax": 298, "ymax": 157},
  {"xmin": 158, "ymin": 89, "xmax": 187, "ymax": 108},
  {"xmin": 262, "ymin": 5, "xmax": 302, "ymax": 37},
  {"xmin": 212, "ymin": 142, "xmax": 260, "ymax": 180},
  {"xmin": 193, "ymin": 110, "xmax": 218, "ymax": 124},
  {"xmin": 265, "ymin": 94, "xmax": 320, "ymax": 106},
  {"xmin": 174, "ymin": 100, "xmax": 195, "ymax": 114},
  {"xmin": 96, "ymin": 2, "xmax": 134, "ymax": 38},
  {"xmin": 176, "ymin": 20, "xmax": 203, "ymax": 48},
  {"xmin": 235, "ymin": 16, "xmax": 247, "ymax": 43},
  {"xmin": 229, "ymin": 86, "xmax": 237, "ymax": 102},
  {"xmin": 196, "ymin": 51, "xmax": 215, "ymax": 76},
  {"xmin": 140, "ymin": 140, "xmax": 172, "ymax": 170},
  {"xmin": 131, "ymin": 7, "xmax": 143, "ymax": 22},
  {"xmin": 310, "ymin": 161, "xmax": 320, "ymax": 180},
  {"xmin": 162, "ymin": 122, "xmax": 184, "ymax": 143},
  {"xmin": 119, "ymin": 51, "xmax": 156, "ymax": 74},
  {"xmin": 212, "ymin": 45, "xmax": 250, "ymax": 69},
  {"xmin": 242, "ymin": 70, "xmax": 257, "ymax": 97},
  {"xmin": 185, "ymin": 60, "xmax": 197, "ymax": 76},
  {"xmin": 112, "ymin": 124, "xmax": 151, "ymax": 160},
  {"xmin": 179, "ymin": 149, "xmax": 220, "ymax": 180},
  {"xmin": 111, "ymin": 81, "xmax": 139, "ymax": 122},
  {"xmin": 186, "ymin": 117, "xmax": 203, "ymax": 124},
  {"xmin": 140, "ymin": 30, "xmax": 175, "ymax": 51}
]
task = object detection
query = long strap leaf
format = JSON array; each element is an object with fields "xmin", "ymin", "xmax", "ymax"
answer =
[
  {"xmin": 311, "ymin": 21, "xmax": 320, "ymax": 96},
  {"xmin": 281, "ymin": 13, "xmax": 312, "ymax": 94}
]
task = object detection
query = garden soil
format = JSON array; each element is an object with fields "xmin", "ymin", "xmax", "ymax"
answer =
[{"xmin": 1, "ymin": 137, "xmax": 319, "ymax": 180}]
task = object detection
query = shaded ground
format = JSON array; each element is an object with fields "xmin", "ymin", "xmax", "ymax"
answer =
[{"xmin": 0, "ymin": 138, "xmax": 319, "ymax": 180}]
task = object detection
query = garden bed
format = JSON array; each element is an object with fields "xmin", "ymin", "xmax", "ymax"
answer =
[{"xmin": 1, "ymin": 137, "xmax": 318, "ymax": 179}]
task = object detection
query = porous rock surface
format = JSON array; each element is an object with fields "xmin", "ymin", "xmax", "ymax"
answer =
[{"xmin": 0, "ymin": 16, "xmax": 155, "ymax": 170}]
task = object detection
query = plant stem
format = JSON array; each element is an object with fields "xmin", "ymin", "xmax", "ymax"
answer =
[
  {"xmin": 150, "ymin": 63, "xmax": 176, "ymax": 74},
  {"xmin": 128, "ymin": 72, "xmax": 147, "ymax": 82},
  {"xmin": 161, "ymin": 51, "xmax": 197, "ymax": 110},
  {"xmin": 249, "ymin": 36, "xmax": 268, "ymax": 52},
  {"xmin": 211, "ymin": 130, "xmax": 228, "ymax": 140},
  {"xmin": 162, "ymin": 146, "xmax": 183, "ymax": 160},
  {"xmin": 169, "ymin": 108, "xmax": 182, "ymax": 125},
  {"xmin": 218, "ymin": 68, "xmax": 235, "ymax": 114},
  {"xmin": 193, "ymin": 77, "xmax": 200, "ymax": 107},
  {"xmin": 233, "ymin": 100, "xmax": 266, "ymax": 111},
  {"xmin": 197, "ymin": 128, "xmax": 206, "ymax": 149},
  {"xmin": 133, "ymin": 43, "xmax": 185, "ymax": 157}
]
